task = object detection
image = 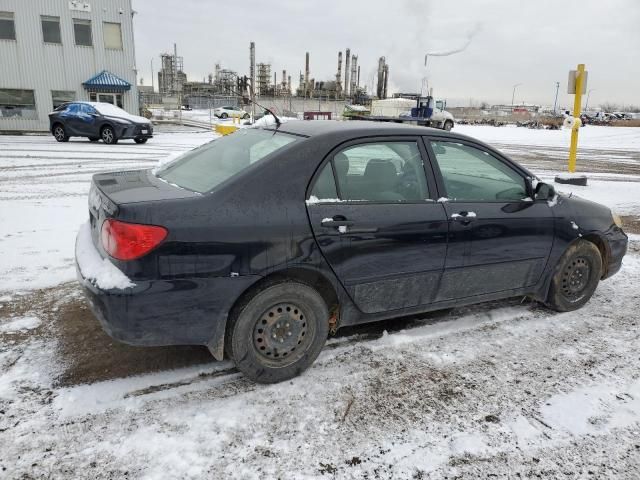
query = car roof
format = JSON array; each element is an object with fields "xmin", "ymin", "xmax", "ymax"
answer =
[{"xmin": 265, "ymin": 120, "xmax": 473, "ymax": 143}]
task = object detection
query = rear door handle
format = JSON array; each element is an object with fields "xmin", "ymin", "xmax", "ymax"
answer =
[{"xmin": 451, "ymin": 211, "xmax": 477, "ymax": 224}]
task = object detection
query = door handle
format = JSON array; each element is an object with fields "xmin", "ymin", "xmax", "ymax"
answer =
[
  {"xmin": 321, "ymin": 219, "xmax": 355, "ymax": 228},
  {"xmin": 451, "ymin": 211, "xmax": 477, "ymax": 224}
]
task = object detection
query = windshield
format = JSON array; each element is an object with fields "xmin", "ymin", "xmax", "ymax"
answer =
[
  {"xmin": 93, "ymin": 103, "xmax": 128, "ymax": 116},
  {"xmin": 156, "ymin": 128, "xmax": 298, "ymax": 193}
]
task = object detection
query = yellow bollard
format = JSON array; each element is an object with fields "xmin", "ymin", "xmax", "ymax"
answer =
[{"xmin": 568, "ymin": 64, "xmax": 585, "ymax": 173}]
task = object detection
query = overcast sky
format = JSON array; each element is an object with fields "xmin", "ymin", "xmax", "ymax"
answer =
[{"xmin": 132, "ymin": 0, "xmax": 640, "ymax": 108}]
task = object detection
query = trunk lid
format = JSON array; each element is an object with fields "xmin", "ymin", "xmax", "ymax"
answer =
[{"xmin": 88, "ymin": 169, "xmax": 200, "ymax": 251}]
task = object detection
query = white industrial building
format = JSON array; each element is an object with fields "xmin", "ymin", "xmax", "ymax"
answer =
[{"xmin": 0, "ymin": 0, "xmax": 138, "ymax": 132}]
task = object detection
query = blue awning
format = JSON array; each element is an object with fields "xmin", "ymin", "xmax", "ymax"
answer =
[{"xmin": 82, "ymin": 70, "xmax": 131, "ymax": 92}]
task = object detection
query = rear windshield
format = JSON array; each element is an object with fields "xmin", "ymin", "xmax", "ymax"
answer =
[{"xmin": 156, "ymin": 128, "xmax": 298, "ymax": 193}]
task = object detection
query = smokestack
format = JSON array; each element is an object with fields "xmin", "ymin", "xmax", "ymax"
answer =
[
  {"xmin": 383, "ymin": 63, "xmax": 389, "ymax": 99},
  {"xmin": 344, "ymin": 48, "xmax": 351, "ymax": 97},
  {"xmin": 249, "ymin": 42, "xmax": 256, "ymax": 116},
  {"xmin": 336, "ymin": 51, "xmax": 343, "ymax": 98},
  {"xmin": 377, "ymin": 56, "xmax": 385, "ymax": 98},
  {"xmin": 350, "ymin": 55, "xmax": 358, "ymax": 95},
  {"xmin": 305, "ymin": 52, "xmax": 310, "ymax": 98},
  {"xmin": 357, "ymin": 65, "xmax": 360, "ymax": 88}
]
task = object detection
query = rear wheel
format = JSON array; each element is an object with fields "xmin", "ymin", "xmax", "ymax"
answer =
[
  {"xmin": 220, "ymin": 112, "xmax": 228, "ymax": 119},
  {"xmin": 243, "ymin": 113, "xmax": 250, "ymax": 119},
  {"xmin": 53, "ymin": 124, "xmax": 69, "ymax": 142},
  {"xmin": 546, "ymin": 240, "xmax": 602, "ymax": 312},
  {"xmin": 134, "ymin": 137, "xmax": 148, "ymax": 144},
  {"xmin": 101, "ymin": 126, "xmax": 117, "ymax": 144},
  {"xmin": 443, "ymin": 120, "xmax": 454, "ymax": 131},
  {"xmin": 226, "ymin": 281, "xmax": 329, "ymax": 383}
]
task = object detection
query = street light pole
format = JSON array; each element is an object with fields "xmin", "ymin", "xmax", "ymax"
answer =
[
  {"xmin": 511, "ymin": 83, "xmax": 522, "ymax": 111},
  {"xmin": 553, "ymin": 81, "xmax": 560, "ymax": 114},
  {"xmin": 585, "ymin": 89, "xmax": 596, "ymax": 111}
]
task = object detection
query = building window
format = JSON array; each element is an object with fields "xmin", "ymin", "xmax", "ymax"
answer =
[
  {"xmin": 0, "ymin": 89, "xmax": 37, "ymax": 119},
  {"xmin": 73, "ymin": 18, "xmax": 92, "ymax": 46},
  {"xmin": 0, "ymin": 11, "xmax": 16, "ymax": 40},
  {"xmin": 41, "ymin": 16, "xmax": 61, "ymax": 44},
  {"xmin": 51, "ymin": 90, "xmax": 75, "ymax": 109},
  {"xmin": 90, "ymin": 92, "xmax": 124, "ymax": 108},
  {"xmin": 103, "ymin": 22, "xmax": 122, "ymax": 50}
]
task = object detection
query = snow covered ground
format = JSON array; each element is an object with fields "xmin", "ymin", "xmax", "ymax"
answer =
[{"xmin": 1, "ymin": 124, "xmax": 640, "ymax": 478}]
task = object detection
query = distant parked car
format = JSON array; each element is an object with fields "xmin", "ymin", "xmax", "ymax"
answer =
[
  {"xmin": 77, "ymin": 121, "xmax": 627, "ymax": 383},
  {"xmin": 49, "ymin": 102, "xmax": 153, "ymax": 145},
  {"xmin": 214, "ymin": 105, "xmax": 250, "ymax": 119}
]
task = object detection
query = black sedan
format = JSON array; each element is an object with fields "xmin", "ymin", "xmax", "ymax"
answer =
[
  {"xmin": 76, "ymin": 121, "xmax": 628, "ymax": 383},
  {"xmin": 49, "ymin": 101, "xmax": 153, "ymax": 144}
]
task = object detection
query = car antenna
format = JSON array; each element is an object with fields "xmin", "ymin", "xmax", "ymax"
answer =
[{"xmin": 226, "ymin": 86, "xmax": 282, "ymax": 128}]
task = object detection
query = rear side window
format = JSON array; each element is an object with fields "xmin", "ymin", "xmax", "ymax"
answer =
[
  {"xmin": 310, "ymin": 142, "xmax": 429, "ymax": 203},
  {"xmin": 156, "ymin": 129, "xmax": 298, "ymax": 193},
  {"xmin": 430, "ymin": 141, "xmax": 526, "ymax": 202}
]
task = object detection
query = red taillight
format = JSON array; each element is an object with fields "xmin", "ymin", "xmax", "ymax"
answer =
[{"xmin": 101, "ymin": 219, "xmax": 168, "ymax": 261}]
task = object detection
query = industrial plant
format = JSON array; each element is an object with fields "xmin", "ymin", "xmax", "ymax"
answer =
[{"xmin": 141, "ymin": 41, "xmax": 389, "ymax": 113}]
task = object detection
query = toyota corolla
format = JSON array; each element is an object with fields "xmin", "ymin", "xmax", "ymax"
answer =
[{"xmin": 76, "ymin": 121, "xmax": 628, "ymax": 383}]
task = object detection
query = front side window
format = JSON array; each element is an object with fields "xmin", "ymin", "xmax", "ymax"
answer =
[
  {"xmin": 51, "ymin": 90, "xmax": 75, "ymax": 109},
  {"xmin": 430, "ymin": 141, "xmax": 526, "ymax": 202},
  {"xmin": 0, "ymin": 89, "xmax": 36, "ymax": 119},
  {"xmin": 319, "ymin": 142, "xmax": 428, "ymax": 202},
  {"xmin": 41, "ymin": 15, "xmax": 61, "ymax": 43},
  {"xmin": 103, "ymin": 22, "xmax": 122, "ymax": 50},
  {"xmin": 156, "ymin": 129, "xmax": 298, "ymax": 193},
  {"xmin": 0, "ymin": 11, "xmax": 15, "ymax": 40},
  {"xmin": 73, "ymin": 18, "xmax": 92, "ymax": 46}
]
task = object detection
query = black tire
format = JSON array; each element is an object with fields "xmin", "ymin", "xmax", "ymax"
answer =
[
  {"xmin": 243, "ymin": 113, "xmax": 250, "ymax": 119},
  {"xmin": 134, "ymin": 137, "xmax": 148, "ymax": 144},
  {"xmin": 101, "ymin": 125, "xmax": 117, "ymax": 145},
  {"xmin": 220, "ymin": 112, "xmax": 228, "ymax": 119},
  {"xmin": 546, "ymin": 240, "xmax": 602, "ymax": 312},
  {"xmin": 443, "ymin": 120, "xmax": 454, "ymax": 131},
  {"xmin": 53, "ymin": 124, "xmax": 69, "ymax": 142},
  {"xmin": 88, "ymin": 137, "xmax": 99, "ymax": 142},
  {"xmin": 226, "ymin": 281, "xmax": 329, "ymax": 383}
]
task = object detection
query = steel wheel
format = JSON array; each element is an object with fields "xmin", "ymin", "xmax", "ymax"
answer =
[
  {"xmin": 561, "ymin": 257, "xmax": 591, "ymax": 299},
  {"xmin": 252, "ymin": 303, "xmax": 309, "ymax": 361},
  {"xmin": 226, "ymin": 280, "xmax": 330, "ymax": 383},
  {"xmin": 546, "ymin": 240, "xmax": 602, "ymax": 312}
]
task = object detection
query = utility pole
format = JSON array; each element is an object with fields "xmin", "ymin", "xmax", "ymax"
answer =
[
  {"xmin": 585, "ymin": 89, "xmax": 595, "ymax": 110},
  {"xmin": 553, "ymin": 81, "xmax": 560, "ymax": 114},
  {"xmin": 151, "ymin": 58, "xmax": 154, "ymax": 92},
  {"xmin": 511, "ymin": 83, "xmax": 522, "ymax": 111}
]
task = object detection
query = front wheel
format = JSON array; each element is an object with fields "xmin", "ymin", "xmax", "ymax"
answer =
[
  {"xmin": 243, "ymin": 113, "xmax": 250, "ymax": 119},
  {"xmin": 220, "ymin": 112, "xmax": 228, "ymax": 119},
  {"xmin": 443, "ymin": 120, "xmax": 454, "ymax": 131},
  {"xmin": 53, "ymin": 125, "xmax": 69, "ymax": 142},
  {"xmin": 546, "ymin": 240, "xmax": 602, "ymax": 312},
  {"xmin": 134, "ymin": 137, "xmax": 148, "ymax": 144},
  {"xmin": 101, "ymin": 126, "xmax": 117, "ymax": 144},
  {"xmin": 226, "ymin": 281, "xmax": 329, "ymax": 383}
]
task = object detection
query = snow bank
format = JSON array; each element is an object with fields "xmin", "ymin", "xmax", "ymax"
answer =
[
  {"xmin": 75, "ymin": 222, "xmax": 134, "ymax": 290},
  {"xmin": 250, "ymin": 115, "xmax": 298, "ymax": 128},
  {"xmin": 0, "ymin": 316, "xmax": 40, "ymax": 333}
]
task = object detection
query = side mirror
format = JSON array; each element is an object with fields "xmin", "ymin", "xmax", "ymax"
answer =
[{"xmin": 535, "ymin": 182, "xmax": 556, "ymax": 201}]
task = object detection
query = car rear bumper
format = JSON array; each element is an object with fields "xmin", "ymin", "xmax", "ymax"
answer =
[
  {"xmin": 603, "ymin": 226, "xmax": 628, "ymax": 279},
  {"xmin": 75, "ymin": 237, "xmax": 259, "ymax": 348}
]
